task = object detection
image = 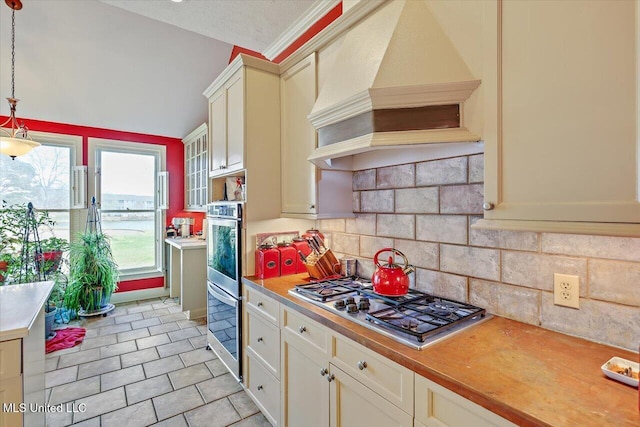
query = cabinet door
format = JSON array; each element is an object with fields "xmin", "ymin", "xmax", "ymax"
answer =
[
  {"xmin": 281, "ymin": 327, "xmax": 330, "ymax": 427},
  {"xmin": 329, "ymin": 365, "xmax": 413, "ymax": 427},
  {"xmin": 281, "ymin": 53, "xmax": 318, "ymax": 215},
  {"xmin": 482, "ymin": 0, "xmax": 640, "ymax": 232},
  {"xmin": 209, "ymin": 88, "xmax": 227, "ymax": 175},
  {"xmin": 226, "ymin": 70, "xmax": 245, "ymax": 174}
]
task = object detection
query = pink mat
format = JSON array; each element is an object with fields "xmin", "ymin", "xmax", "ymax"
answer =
[{"xmin": 45, "ymin": 327, "xmax": 86, "ymax": 354}]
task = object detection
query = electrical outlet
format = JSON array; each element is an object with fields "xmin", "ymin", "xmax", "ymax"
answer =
[{"xmin": 553, "ymin": 273, "xmax": 579, "ymax": 309}]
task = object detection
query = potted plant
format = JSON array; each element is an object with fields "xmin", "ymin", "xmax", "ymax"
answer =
[
  {"xmin": 63, "ymin": 232, "xmax": 119, "ymax": 314},
  {"xmin": 37, "ymin": 237, "xmax": 69, "ymax": 274}
]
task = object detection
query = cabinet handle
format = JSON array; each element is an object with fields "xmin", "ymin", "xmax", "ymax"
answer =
[
  {"xmin": 257, "ymin": 301, "xmax": 263, "ymax": 307},
  {"xmin": 257, "ymin": 337, "xmax": 263, "ymax": 343},
  {"xmin": 257, "ymin": 385, "xmax": 263, "ymax": 391},
  {"xmin": 326, "ymin": 374, "xmax": 335, "ymax": 383},
  {"xmin": 219, "ymin": 165, "xmax": 227, "ymax": 170},
  {"xmin": 320, "ymin": 368, "xmax": 328, "ymax": 377},
  {"xmin": 483, "ymin": 202, "xmax": 494, "ymax": 211},
  {"xmin": 357, "ymin": 360, "xmax": 368, "ymax": 371},
  {"xmin": 298, "ymin": 326, "xmax": 307, "ymax": 334}
]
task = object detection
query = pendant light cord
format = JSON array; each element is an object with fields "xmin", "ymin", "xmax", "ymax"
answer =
[{"xmin": 10, "ymin": 8, "xmax": 15, "ymax": 99}]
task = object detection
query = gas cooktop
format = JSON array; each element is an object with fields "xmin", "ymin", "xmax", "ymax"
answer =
[{"xmin": 289, "ymin": 277, "xmax": 490, "ymax": 350}]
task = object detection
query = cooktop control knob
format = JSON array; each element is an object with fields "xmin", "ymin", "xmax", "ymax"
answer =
[
  {"xmin": 334, "ymin": 300, "xmax": 346, "ymax": 310},
  {"xmin": 358, "ymin": 298, "xmax": 370, "ymax": 311},
  {"xmin": 345, "ymin": 297, "xmax": 355, "ymax": 305},
  {"xmin": 346, "ymin": 303, "xmax": 358, "ymax": 314}
]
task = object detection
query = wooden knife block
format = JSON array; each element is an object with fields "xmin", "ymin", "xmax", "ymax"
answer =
[{"xmin": 304, "ymin": 249, "xmax": 340, "ymax": 279}]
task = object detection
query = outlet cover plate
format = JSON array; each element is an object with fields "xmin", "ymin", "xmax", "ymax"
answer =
[{"xmin": 553, "ymin": 273, "xmax": 579, "ymax": 309}]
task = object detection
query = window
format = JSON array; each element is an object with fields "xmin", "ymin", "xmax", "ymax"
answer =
[
  {"xmin": 0, "ymin": 132, "xmax": 82, "ymax": 242},
  {"xmin": 89, "ymin": 138, "xmax": 166, "ymax": 279}
]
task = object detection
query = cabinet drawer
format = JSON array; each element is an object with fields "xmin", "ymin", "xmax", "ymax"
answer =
[
  {"xmin": 246, "ymin": 311, "xmax": 280, "ymax": 378},
  {"xmin": 246, "ymin": 351, "xmax": 280, "ymax": 426},
  {"xmin": 331, "ymin": 334, "xmax": 414, "ymax": 415},
  {"xmin": 281, "ymin": 307, "xmax": 329, "ymax": 355},
  {"xmin": 0, "ymin": 340, "xmax": 21, "ymax": 380},
  {"xmin": 415, "ymin": 374, "xmax": 516, "ymax": 427},
  {"xmin": 244, "ymin": 287, "xmax": 279, "ymax": 325}
]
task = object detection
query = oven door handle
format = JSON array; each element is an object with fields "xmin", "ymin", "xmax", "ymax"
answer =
[{"xmin": 207, "ymin": 281, "xmax": 239, "ymax": 307}]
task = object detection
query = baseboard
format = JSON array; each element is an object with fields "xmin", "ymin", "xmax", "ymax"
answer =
[
  {"xmin": 186, "ymin": 307, "xmax": 207, "ymax": 320},
  {"xmin": 111, "ymin": 287, "xmax": 170, "ymax": 304}
]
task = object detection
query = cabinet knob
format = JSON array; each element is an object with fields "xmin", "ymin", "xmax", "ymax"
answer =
[
  {"xmin": 257, "ymin": 337, "xmax": 263, "ymax": 343},
  {"xmin": 257, "ymin": 385, "xmax": 263, "ymax": 391},
  {"xmin": 357, "ymin": 360, "xmax": 368, "ymax": 371},
  {"xmin": 219, "ymin": 165, "xmax": 227, "ymax": 170},
  {"xmin": 257, "ymin": 301, "xmax": 263, "ymax": 307},
  {"xmin": 298, "ymin": 326, "xmax": 307, "ymax": 334},
  {"xmin": 483, "ymin": 202, "xmax": 494, "ymax": 211},
  {"xmin": 320, "ymin": 368, "xmax": 328, "ymax": 377},
  {"xmin": 326, "ymin": 374, "xmax": 335, "ymax": 383},
  {"xmin": 309, "ymin": 204, "xmax": 315, "ymax": 210}
]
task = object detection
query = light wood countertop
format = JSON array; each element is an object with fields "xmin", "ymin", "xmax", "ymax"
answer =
[
  {"xmin": 242, "ymin": 274, "xmax": 639, "ymax": 427},
  {"xmin": 0, "ymin": 281, "xmax": 54, "ymax": 341}
]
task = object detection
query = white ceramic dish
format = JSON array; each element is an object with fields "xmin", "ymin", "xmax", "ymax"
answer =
[{"xmin": 601, "ymin": 356, "xmax": 639, "ymax": 388}]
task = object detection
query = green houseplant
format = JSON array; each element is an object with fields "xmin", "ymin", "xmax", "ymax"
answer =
[{"xmin": 63, "ymin": 232, "xmax": 119, "ymax": 313}]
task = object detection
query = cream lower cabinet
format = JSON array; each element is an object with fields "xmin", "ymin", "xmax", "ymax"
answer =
[{"xmin": 415, "ymin": 374, "xmax": 516, "ymax": 427}]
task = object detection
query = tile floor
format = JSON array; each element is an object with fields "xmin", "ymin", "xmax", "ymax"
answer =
[{"xmin": 45, "ymin": 297, "xmax": 270, "ymax": 427}]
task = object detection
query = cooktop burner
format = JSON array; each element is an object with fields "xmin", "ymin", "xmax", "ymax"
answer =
[{"xmin": 289, "ymin": 278, "xmax": 489, "ymax": 350}]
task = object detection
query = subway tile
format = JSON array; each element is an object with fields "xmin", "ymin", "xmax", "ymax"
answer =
[
  {"xmin": 376, "ymin": 214, "xmax": 415, "ymax": 239},
  {"xmin": 540, "ymin": 294, "xmax": 640, "ymax": 351},
  {"xmin": 114, "ymin": 312, "xmax": 144, "ymax": 324},
  {"xmin": 470, "ymin": 279, "xmax": 539, "ymax": 325},
  {"xmin": 126, "ymin": 304, "xmax": 155, "ymax": 314},
  {"xmin": 231, "ymin": 413, "xmax": 272, "ymax": 427},
  {"xmin": 360, "ymin": 190, "xmax": 394, "ymax": 213},
  {"xmin": 168, "ymin": 326, "xmax": 201, "ymax": 342},
  {"xmin": 415, "ymin": 269, "xmax": 467, "ymax": 302},
  {"xmin": 542, "ymin": 233, "xmax": 640, "ymax": 262},
  {"xmin": 137, "ymin": 333, "xmax": 171, "ymax": 350},
  {"xmin": 45, "ymin": 365, "xmax": 78, "ymax": 388},
  {"xmin": 502, "ymin": 251, "xmax": 586, "ymax": 293},
  {"xmin": 589, "ymin": 259, "xmax": 640, "ymax": 306},
  {"xmin": 228, "ymin": 391, "xmax": 260, "ymax": 418},
  {"xmin": 142, "ymin": 308, "xmax": 171, "ymax": 319},
  {"xmin": 144, "ymin": 354, "xmax": 185, "ymax": 378},
  {"xmin": 468, "ymin": 154, "xmax": 484, "ymax": 183},
  {"xmin": 345, "ymin": 214, "xmax": 376, "ymax": 236},
  {"xmin": 189, "ymin": 335, "xmax": 208, "ymax": 349},
  {"xmin": 58, "ymin": 348, "xmax": 101, "ymax": 369},
  {"xmin": 46, "ymin": 408, "xmax": 73, "ymax": 426},
  {"xmin": 117, "ymin": 327, "xmax": 150, "ymax": 343},
  {"xmin": 196, "ymin": 374, "xmax": 243, "ymax": 403},
  {"xmin": 205, "ymin": 358, "xmax": 231, "ymax": 377},
  {"xmin": 148, "ymin": 322, "xmax": 181, "ymax": 336},
  {"xmin": 98, "ymin": 323, "xmax": 133, "ymax": 336},
  {"xmin": 393, "ymin": 239, "xmax": 438, "ymax": 270},
  {"xmin": 159, "ymin": 313, "xmax": 188, "ymax": 324},
  {"xmin": 469, "ymin": 216, "xmax": 538, "ymax": 251},
  {"xmin": 77, "ymin": 355, "xmax": 121, "ymax": 380},
  {"xmin": 416, "ymin": 157, "xmax": 467, "ymax": 186},
  {"xmin": 80, "ymin": 334, "xmax": 118, "ymax": 351},
  {"xmin": 100, "ymin": 340, "xmax": 138, "ymax": 359},
  {"xmin": 121, "ymin": 347, "xmax": 159, "ymax": 368},
  {"xmin": 179, "ymin": 348, "xmax": 216, "ymax": 367},
  {"xmin": 73, "ymin": 387, "xmax": 127, "ymax": 423},
  {"xmin": 168, "ymin": 363, "xmax": 213, "ymax": 390},
  {"xmin": 130, "ymin": 317, "xmax": 161, "ymax": 330},
  {"xmin": 101, "ymin": 365, "xmax": 145, "ymax": 391},
  {"xmin": 152, "ymin": 385, "xmax": 205, "ymax": 421},
  {"xmin": 151, "ymin": 415, "xmax": 188, "ymax": 427},
  {"xmin": 395, "ymin": 187, "xmax": 439, "ymax": 214},
  {"xmin": 157, "ymin": 339, "xmax": 195, "ymax": 358},
  {"xmin": 377, "ymin": 164, "xmax": 415, "ymax": 189},
  {"xmin": 353, "ymin": 169, "xmax": 376, "ymax": 190},
  {"xmin": 359, "ymin": 235, "xmax": 394, "ymax": 258},
  {"xmin": 184, "ymin": 398, "xmax": 241, "ymax": 427},
  {"xmin": 101, "ymin": 400, "xmax": 157, "ymax": 427},
  {"xmin": 125, "ymin": 374, "xmax": 173, "ymax": 405},
  {"xmin": 177, "ymin": 318, "xmax": 205, "ymax": 329},
  {"xmin": 331, "ymin": 233, "xmax": 360, "ymax": 256},
  {"xmin": 318, "ymin": 218, "xmax": 346, "ymax": 232},
  {"xmin": 416, "ymin": 215, "xmax": 467, "ymax": 244},
  {"xmin": 440, "ymin": 183, "xmax": 484, "ymax": 214},
  {"xmin": 353, "ymin": 191, "xmax": 361, "ymax": 212},
  {"xmin": 45, "ymin": 356, "xmax": 59, "ymax": 372},
  {"xmin": 440, "ymin": 244, "xmax": 500, "ymax": 281},
  {"xmin": 49, "ymin": 376, "xmax": 100, "ymax": 405}
]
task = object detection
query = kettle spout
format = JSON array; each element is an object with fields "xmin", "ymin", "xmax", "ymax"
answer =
[{"xmin": 403, "ymin": 264, "xmax": 415, "ymax": 275}]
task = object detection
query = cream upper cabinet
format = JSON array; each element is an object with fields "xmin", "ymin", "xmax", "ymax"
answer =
[
  {"xmin": 182, "ymin": 123, "xmax": 208, "ymax": 211},
  {"xmin": 478, "ymin": 0, "xmax": 640, "ymax": 236},
  {"xmin": 280, "ymin": 53, "xmax": 354, "ymax": 219},
  {"xmin": 415, "ymin": 374, "xmax": 516, "ymax": 427},
  {"xmin": 205, "ymin": 54, "xmax": 280, "ymax": 180}
]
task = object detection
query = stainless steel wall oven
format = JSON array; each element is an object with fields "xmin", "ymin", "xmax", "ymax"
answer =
[{"xmin": 206, "ymin": 202, "xmax": 243, "ymax": 381}]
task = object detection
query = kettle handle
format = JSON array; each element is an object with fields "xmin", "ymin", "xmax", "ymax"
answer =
[{"xmin": 373, "ymin": 248, "xmax": 409, "ymax": 269}]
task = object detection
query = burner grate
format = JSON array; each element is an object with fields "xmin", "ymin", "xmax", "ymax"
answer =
[{"xmin": 294, "ymin": 278, "xmax": 365, "ymax": 302}]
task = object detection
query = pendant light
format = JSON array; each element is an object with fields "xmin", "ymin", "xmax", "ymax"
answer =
[{"xmin": 0, "ymin": 0, "xmax": 40, "ymax": 160}]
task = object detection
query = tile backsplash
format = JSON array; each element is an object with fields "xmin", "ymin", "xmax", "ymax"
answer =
[{"xmin": 319, "ymin": 154, "xmax": 640, "ymax": 351}]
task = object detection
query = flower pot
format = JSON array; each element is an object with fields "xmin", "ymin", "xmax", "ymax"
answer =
[
  {"xmin": 0, "ymin": 260, "xmax": 7, "ymax": 283},
  {"xmin": 35, "ymin": 251, "xmax": 63, "ymax": 274},
  {"xmin": 45, "ymin": 306, "xmax": 57, "ymax": 340},
  {"xmin": 83, "ymin": 287, "xmax": 112, "ymax": 312}
]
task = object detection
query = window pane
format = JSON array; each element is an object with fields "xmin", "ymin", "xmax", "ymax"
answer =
[
  {"xmin": 100, "ymin": 151, "xmax": 155, "ymax": 211},
  {"xmin": 102, "ymin": 211, "xmax": 155, "ymax": 270}
]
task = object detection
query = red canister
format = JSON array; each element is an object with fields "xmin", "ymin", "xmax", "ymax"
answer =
[
  {"xmin": 291, "ymin": 238, "xmax": 311, "ymax": 273},
  {"xmin": 255, "ymin": 244, "xmax": 280, "ymax": 279},
  {"xmin": 277, "ymin": 243, "xmax": 297, "ymax": 276}
]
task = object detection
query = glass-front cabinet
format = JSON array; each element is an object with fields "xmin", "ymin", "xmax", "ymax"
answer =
[{"xmin": 182, "ymin": 123, "xmax": 208, "ymax": 211}]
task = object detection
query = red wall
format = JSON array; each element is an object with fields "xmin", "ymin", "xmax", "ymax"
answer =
[{"xmin": 0, "ymin": 115, "xmax": 204, "ymax": 292}]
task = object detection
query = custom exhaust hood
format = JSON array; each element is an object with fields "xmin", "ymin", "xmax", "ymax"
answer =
[{"xmin": 307, "ymin": 0, "xmax": 482, "ymax": 170}]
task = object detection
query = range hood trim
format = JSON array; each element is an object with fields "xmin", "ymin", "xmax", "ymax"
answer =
[
  {"xmin": 308, "ymin": 79, "xmax": 481, "ymax": 129},
  {"xmin": 308, "ymin": 128, "xmax": 481, "ymax": 169}
]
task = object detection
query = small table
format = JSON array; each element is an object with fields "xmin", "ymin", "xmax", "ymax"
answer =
[{"xmin": 165, "ymin": 237, "xmax": 207, "ymax": 319}]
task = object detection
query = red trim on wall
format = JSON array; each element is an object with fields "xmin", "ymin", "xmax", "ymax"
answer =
[
  {"xmin": 272, "ymin": 2, "xmax": 343, "ymax": 64},
  {"xmin": 228, "ymin": 45, "xmax": 267, "ymax": 63},
  {"xmin": 115, "ymin": 277, "xmax": 164, "ymax": 293}
]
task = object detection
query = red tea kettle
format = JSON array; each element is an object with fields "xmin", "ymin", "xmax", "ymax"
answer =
[{"xmin": 372, "ymin": 248, "xmax": 415, "ymax": 296}]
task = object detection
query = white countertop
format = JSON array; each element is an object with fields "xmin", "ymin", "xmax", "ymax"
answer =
[
  {"xmin": 165, "ymin": 237, "xmax": 206, "ymax": 250},
  {"xmin": 0, "ymin": 281, "xmax": 54, "ymax": 341}
]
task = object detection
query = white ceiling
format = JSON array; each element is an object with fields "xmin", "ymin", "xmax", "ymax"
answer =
[{"xmin": 0, "ymin": 0, "xmax": 317, "ymax": 139}]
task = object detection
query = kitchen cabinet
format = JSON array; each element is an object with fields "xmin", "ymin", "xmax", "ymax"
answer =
[
  {"xmin": 477, "ymin": 0, "xmax": 640, "ymax": 236},
  {"xmin": 165, "ymin": 238, "xmax": 206, "ymax": 320},
  {"xmin": 280, "ymin": 53, "xmax": 353, "ymax": 219},
  {"xmin": 243, "ymin": 287, "xmax": 281, "ymax": 426},
  {"xmin": 205, "ymin": 54, "xmax": 280, "ymax": 179},
  {"xmin": 182, "ymin": 123, "xmax": 208, "ymax": 211},
  {"xmin": 415, "ymin": 374, "xmax": 515, "ymax": 427}
]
